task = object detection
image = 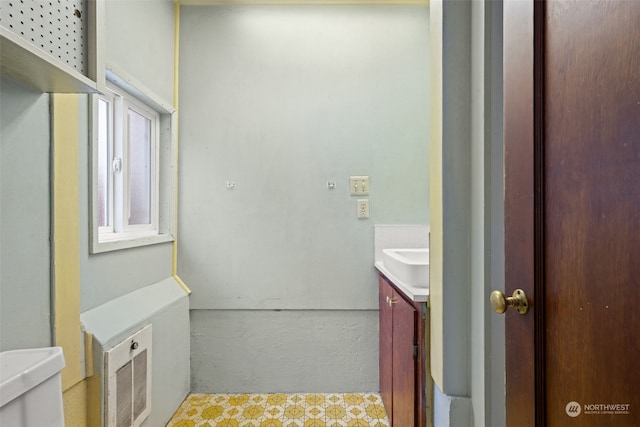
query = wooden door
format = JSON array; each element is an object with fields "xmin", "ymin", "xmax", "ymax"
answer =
[
  {"xmin": 392, "ymin": 288, "xmax": 416, "ymax": 427},
  {"xmin": 504, "ymin": 0, "xmax": 640, "ymax": 426}
]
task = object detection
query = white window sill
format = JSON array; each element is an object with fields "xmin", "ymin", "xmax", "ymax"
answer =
[{"xmin": 91, "ymin": 232, "xmax": 174, "ymax": 254}]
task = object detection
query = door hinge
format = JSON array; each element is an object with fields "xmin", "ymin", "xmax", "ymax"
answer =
[{"xmin": 413, "ymin": 343, "xmax": 419, "ymax": 359}]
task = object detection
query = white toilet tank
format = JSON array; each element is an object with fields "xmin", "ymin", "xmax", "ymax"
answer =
[{"xmin": 0, "ymin": 346, "xmax": 66, "ymax": 427}]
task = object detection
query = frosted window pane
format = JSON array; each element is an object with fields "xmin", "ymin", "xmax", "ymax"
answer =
[
  {"xmin": 97, "ymin": 99, "xmax": 110, "ymax": 227},
  {"xmin": 128, "ymin": 109, "xmax": 151, "ymax": 225}
]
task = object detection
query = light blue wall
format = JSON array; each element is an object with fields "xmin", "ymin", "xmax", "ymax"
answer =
[
  {"xmin": 104, "ymin": 0, "xmax": 175, "ymax": 105},
  {"xmin": 78, "ymin": 2, "xmax": 189, "ymax": 425},
  {"xmin": 179, "ymin": 6, "xmax": 430, "ymax": 392},
  {"xmin": 81, "ymin": 279, "xmax": 190, "ymax": 427},
  {"xmin": 81, "ymin": 0, "xmax": 176, "ymax": 311},
  {"xmin": 0, "ymin": 77, "xmax": 51, "ymax": 351},
  {"xmin": 179, "ymin": 6, "xmax": 430, "ymax": 310}
]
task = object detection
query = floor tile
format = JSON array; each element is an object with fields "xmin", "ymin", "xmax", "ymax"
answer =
[{"xmin": 166, "ymin": 393, "xmax": 390, "ymax": 427}]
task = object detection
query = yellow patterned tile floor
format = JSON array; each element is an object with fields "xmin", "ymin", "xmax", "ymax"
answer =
[{"xmin": 166, "ymin": 392, "xmax": 390, "ymax": 427}]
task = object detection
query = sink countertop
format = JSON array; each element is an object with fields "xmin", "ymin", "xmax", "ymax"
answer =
[{"xmin": 375, "ymin": 262, "xmax": 429, "ymax": 303}]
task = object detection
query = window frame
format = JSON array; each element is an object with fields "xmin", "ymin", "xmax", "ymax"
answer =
[
  {"xmin": 96, "ymin": 94, "xmax": 115, "ymax": 236},
  {"xmin": 90, "ymin": 67, "xmax": 175, "ymax": 254}
]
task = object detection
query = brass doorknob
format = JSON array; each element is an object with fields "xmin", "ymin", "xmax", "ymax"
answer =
[{"xmin": 490, "ymin": 289, "xmax": 529, "ymax": 315}]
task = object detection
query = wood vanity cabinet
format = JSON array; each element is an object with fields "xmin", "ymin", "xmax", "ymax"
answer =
[{"xmin": 379, "ymin": 273, "xmax": 429, "ymax": 427}]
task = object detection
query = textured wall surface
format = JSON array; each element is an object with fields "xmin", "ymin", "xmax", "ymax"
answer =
[
  {"xmin": 191, "ymin": 309, "xmax": 379, "ymax": 393},
  {"xmin": 0, "ymin": 76, "xmax": 51, "ymax": 351}
]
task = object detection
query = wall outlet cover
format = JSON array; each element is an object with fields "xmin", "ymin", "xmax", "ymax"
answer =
[{"xmin": 357, "ymin": 199, "xmax": 370, "ymax": 219}]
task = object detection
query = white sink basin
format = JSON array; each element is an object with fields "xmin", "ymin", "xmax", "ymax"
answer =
[{"xmin": 382, "ymin": 248, "xmax": 429, "ymax": 288}]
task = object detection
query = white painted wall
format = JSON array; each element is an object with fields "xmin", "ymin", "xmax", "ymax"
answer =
[
  {"xmin": 0, "ymin": 77, "xmax": 51, "ymax": 351},
  {"xmin": 179, "ymin": 6, "xmax": 430, "ymax": 391}
]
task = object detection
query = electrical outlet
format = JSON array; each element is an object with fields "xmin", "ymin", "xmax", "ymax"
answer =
[
  {"xmin": 357, "ymin": 199, "xmax": 369, "ymax": 219},
  {"xmin": 350, "ymin": 176, "xmax": 369, "ymax": 196}
]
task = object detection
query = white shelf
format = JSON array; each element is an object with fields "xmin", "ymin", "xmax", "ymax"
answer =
[
  {"xmin": 0, "ymin": 0, "xmax": 103, "ymax": 93},
  {"xmin": 1, "ymin": 27, "xmax": 97, "ymax": 93}
]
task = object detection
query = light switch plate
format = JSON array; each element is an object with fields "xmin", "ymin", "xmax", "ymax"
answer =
[{"xmin": 350, "ymin": 176, "xmax": 369, "ymax": 196}]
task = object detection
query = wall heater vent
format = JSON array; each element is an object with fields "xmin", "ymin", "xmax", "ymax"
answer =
[{"xmin": 105, "ymin": 324, "xmax": 152, "ymax": 427}]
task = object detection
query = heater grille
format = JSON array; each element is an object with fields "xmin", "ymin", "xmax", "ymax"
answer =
[{"xmin": 106, "ymin": 325, "xmax": 152, "ymax": 427}]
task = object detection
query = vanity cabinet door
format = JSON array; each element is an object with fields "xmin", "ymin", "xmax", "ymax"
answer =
[
  {"xmin": 379, "ymin": 277, "xmax": 394, "ymax": 422},
  {"xmin": 379, "ymin": 275, "xmax": 418, "ymax": 427},
  {"xmin": 392, "ymin": 289, "xmax": 417, "ymax": 427}
]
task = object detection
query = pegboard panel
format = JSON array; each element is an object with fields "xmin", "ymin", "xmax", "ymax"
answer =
[{"xmin": 0, "ymin": 0, "xmax": 88, "ymax": 75}]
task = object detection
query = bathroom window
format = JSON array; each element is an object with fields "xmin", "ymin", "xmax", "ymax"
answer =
[{"xmin": 91, "ymin": 73, "xmax": 175, "ymax": 253}]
